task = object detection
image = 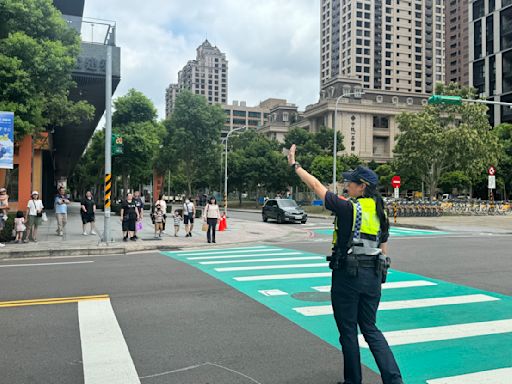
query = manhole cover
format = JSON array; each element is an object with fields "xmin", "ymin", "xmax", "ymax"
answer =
[{"xmin": 291, "ymin": 292, "xmax": 330, "ymax": 302}]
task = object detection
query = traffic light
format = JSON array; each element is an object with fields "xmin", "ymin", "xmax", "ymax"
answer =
[
  {"xmin": 428, "ymin": 95, "xmax": 463, "ymax": 106},
  {"xmin": 112, "ymin": 133, "xmax": 123, "ymax": 156}
]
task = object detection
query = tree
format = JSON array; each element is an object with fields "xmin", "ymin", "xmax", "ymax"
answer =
[
  {"xmin": 438, "ymin": 171, "xmax": 471, "ymax": 193},
  {"xmin": 394, "ymin": 83, "xmax": 500, "ymax": 198},
  {"xmin": 111, "ymin": 89, "xmax": 164, "ymax": 192},
  {"xmin": 493, "ymin": 123, "xmax": 512, "ymax": 200},
  {"xmin": 375, "ymin": 163, "xmax": 394, "ymax": 195},
  {"xmin": 0, "ymin": 0, "xmax": 94, "ymax": 141},
  {"xmin": 310, "ymin": 155, "xmax": 346, "ymax": 182},
  {"xmin": 158, "ymin": 91, "xmax": 225, "ymax": 195}
]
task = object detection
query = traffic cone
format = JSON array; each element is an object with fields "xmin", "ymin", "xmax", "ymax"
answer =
[{"xmin": 218, "ymin": 213, "xmax": 227, "ymax": 231}]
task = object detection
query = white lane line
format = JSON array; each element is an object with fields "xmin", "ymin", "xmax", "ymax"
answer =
[
  {"xmin": 312, "ymin": 280, "xmax": 437, "ymax": 292},
  {"xmin": 188, "ymin": 252, "xmax": 303, "ymax": 261},
  {"xmin": 200, "ymin": 256, "xmax": 324, "ymax": 265},
  {"xmin": 79, "ymin": 299, "xmax": 140, "ymax": 384},
  {"xmin": 359, "ymin": 319, "xmax": 512, "ymax": 348},
  {"xmin": 258, "ymin": 289, "xmax": 288, "ymax": 296},
  {"xmin": 173, "ymin": 245, "xmax": 268, "ymax": 254},
  {"xmin": 234, "ymin": 272, "xmax": 332, "ymax": 281},
  {"xmin": 215, "ymin": 263, "xmax": 329, "ymax": 272},
  {"xmin": 0, "ymin": 261, "xmax": 94, "ymax": 268},
  {"xmin": 293, "ymin": 294, "xmax": 499, "ymax": 316},
  {"xmin": 426, "ymin": 367, "xmax": 512, "ymax": 384},
  {"xmin": 179, "ymin": 249, "xmax": 283, "ymax": 257}
]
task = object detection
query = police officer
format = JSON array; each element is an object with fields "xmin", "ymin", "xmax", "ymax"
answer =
[{"xmin": 287, "ymin": 144, "xmax": 403, "ymax": 384}]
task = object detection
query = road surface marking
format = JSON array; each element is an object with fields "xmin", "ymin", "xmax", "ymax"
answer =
[
  {"xmin": 173, "ymin": 245, "xmax": 268, "ymax": 254},
  {"xmin": 188, "ymin": 252, "xmax": 303, "ymax": 260},
  {"xmin": 215, "ymin": 263, "xmax": 329, "ymax": 272},
  {"xmin": 79, "ymin": 298, "xmax": 140, "ymax": 384},
  {"xmin": 0, "ymin": 294, "xmax": 109, "ymax": 308},
  {"xmin": 358, "ymin": 319, "xmax": 512, "ymax": 347},
  {"xmin": 234, "ymin": 272, "xmax": 332, "ymax": 281},
  {"xmin": 426, "ymin": 367, "xmax": 512, "ymax": 383},
  {"xmin": 312, "ymin": 280, "xmax": 437, "ymax": 292},
  {"xmin": 177, "ymin": 248, "xmax": 282, "ymax": 257},
  {"xmin": 200, "ymin": 256, "xmax": 324, "ymax": 265},
  {"xmin": 258, "ymin": 289, "xmax": 288, "ymax": 296},
  {"xmin": 0, "ymin": 261, "xmax": 94, "ymax": 268},
  {"xmin": 293, "ymin": 294, "xmax": 499, "ymax": 316}
]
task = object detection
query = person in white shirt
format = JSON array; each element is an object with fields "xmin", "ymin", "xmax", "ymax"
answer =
[
  {"xmin": 26, "ymin": 191, "xmax": 44, "ymax": 242},
  {"xmin": 202, "ymin": 196, "xmax": 221, "ymax": 243},
  {"xmin": 155, "ymin": 194, "xmax": 167, "ymax": 232},
  {"xmin": 183, "ymin": 197, "xmax": 195, "ymax": 237}
]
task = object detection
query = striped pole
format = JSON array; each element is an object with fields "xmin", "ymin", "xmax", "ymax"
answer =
[
  {"xmin": 103, "ymin": 43, "xmax": 113, "ymax": 243},
  {"xmin": 105, "ymin": 173, "xmax": 112, "ymax": 208}
]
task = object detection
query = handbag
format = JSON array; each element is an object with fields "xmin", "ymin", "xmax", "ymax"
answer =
[
  {"xmin": 136, "ymin": 221, "xmax": 143, "ymax": 231},
  {"xmin": 11, "ymin": 229, "xmax": 16, "ymax": 237},
  {"xmin": 201, "ymin": 223, "xmax": 208, "ymax": 231},
  {"xmin": 41, "ymin": 212, "xmax": 48, "ymax": 222}
]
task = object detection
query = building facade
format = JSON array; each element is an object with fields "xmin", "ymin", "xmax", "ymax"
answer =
[
  {"xmin": 257, "ymin": 103, "xmax": 300, "ymax": 143},
  {"xmin": 166, "ymin": 40, "xmax": 228, "ymax": 117},
  {"xmin": 296, "ymin": 77, "xmax": 427, "ymax": 163},
  {"xmin": 321, "ymin": 0, "xmax": 445, "ymax": 94},
  {"xmin": 445, "ymin": 0, "xmax": 470, "ymax": 85},
  {"xmin": 469, "ymin": 0, "xmax": 512, "ymax": 126}
]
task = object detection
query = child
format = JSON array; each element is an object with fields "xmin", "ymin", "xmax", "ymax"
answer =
[
  {"xmin": 153, "ymin": 204, "xmax": 165, "ymax": 238},
  {"xmin": 14, "ymin": 211, "xmax": 26, "ymax": 244},
  {"xmin": 173, "ymin": 209, "xmax": 182, "ymax": 237}
]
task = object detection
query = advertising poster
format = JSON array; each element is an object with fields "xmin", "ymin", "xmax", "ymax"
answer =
[{"xmin": 0, "ymin": 112, "xmax": 14, "ymax": 169}]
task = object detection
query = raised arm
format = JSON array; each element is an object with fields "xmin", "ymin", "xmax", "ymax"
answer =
[{"xmin": 287, "ymin": 144, "xmax": 328, "ymax": 201}]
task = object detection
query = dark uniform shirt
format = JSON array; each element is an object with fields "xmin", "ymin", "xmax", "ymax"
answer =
[{"xmin": 325, "ymin": 191, "xmax": 389, "ymax": 251}]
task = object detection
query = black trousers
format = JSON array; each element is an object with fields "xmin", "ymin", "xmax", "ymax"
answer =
[
  {"xmin": 331, "ymin": 267, "xmax": 403, "ymax": 384},
  {"xmin": 206, "ymin": 218, "xmax": 217, "ymax": 242}
]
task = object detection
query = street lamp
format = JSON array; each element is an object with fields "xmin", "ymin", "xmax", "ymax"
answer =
[
  {"xmin": 333, "ymin": 91, "xmax": 364, "ymax": 194},
  {"xmin": 224, "ymin": 125, "xmax": 246, "ymax": 216}
]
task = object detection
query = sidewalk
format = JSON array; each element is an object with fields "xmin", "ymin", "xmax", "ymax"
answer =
[
  {"xmin": 230, "ymin": 208, "xmax": 512, "ymax": 234},
  {"xmin": 0, "ymin": 203, "xmax": 307, "ymax": 259}
]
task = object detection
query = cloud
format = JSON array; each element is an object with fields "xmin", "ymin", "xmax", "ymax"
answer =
[{"xmin": 82, "ymin": 0, "xmax": 320, "ymax": 120}]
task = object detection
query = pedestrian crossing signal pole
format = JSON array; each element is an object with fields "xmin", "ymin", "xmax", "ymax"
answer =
[{"xmin": 103, "ymin": 41, "xmax": 113, "ymax": 244}]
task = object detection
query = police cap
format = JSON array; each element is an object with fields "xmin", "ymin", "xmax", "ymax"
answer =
[{"xmin": 342, "ymin": 166, "xmax": 378, "ymax": 187}]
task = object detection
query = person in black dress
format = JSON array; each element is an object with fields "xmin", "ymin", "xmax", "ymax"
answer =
[
  {"xmin": 120, "ymin": 193, "xmax": 140, "ymax": 241},
  {"xmin": 80, "ymin": 191, "xmax": 97, "ymax": 236}
]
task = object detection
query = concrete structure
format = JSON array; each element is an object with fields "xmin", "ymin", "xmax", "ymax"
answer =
[
  {"xmin": 295, "ymin": 77, "xmax": 427, "ymax": 163},
  {"xmin": 445, "ymin": 0, "xmax": 470, "ymax": 85},
  {"xmin": 469, "ymin": 0, "xmax": 512, "ymax": 126},
  {"xmin": 0, "ymin": 0, "xmax": 121, "ymax": 209},
  {"xmin": 166, "ymin": 40, "xmax": 228, "ymax": 117},
  {"xmin": 257, "ymin": 103, "xmax": 300, "ymax": 143},
  {"xmin": 321, "ymin": 0, "xmax": 445, "ymax": 94}
]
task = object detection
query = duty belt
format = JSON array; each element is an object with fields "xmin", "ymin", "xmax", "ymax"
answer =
[{"xmin": 351, "ymin": 255, "xmax": 377, "ymax": 268}]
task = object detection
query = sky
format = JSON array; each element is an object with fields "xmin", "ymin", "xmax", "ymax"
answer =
[{"xmin": 83, "ymin": 0, "xmax": 321, "ymax": 120}]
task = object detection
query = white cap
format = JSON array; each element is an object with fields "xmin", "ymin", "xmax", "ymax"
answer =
[{"xmin": 31, "ymin": 191, "xmax": 39, "ymax": 195}]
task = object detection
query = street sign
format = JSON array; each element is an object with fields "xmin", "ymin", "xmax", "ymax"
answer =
[
  {"xmin": 112, "ymin": 133, "xmax": 123, "ymax": 156},
  {"xmin": 391, "ymin": 176, "xmax": 401, "ymax": 188},
  {"xmin": 488, "ymin": 175, "xmax": 496, "ymax": 189},
  {"xmin": 488, "ymin": 166, "xmax": 496, "ymax": 176},
  {"xmin": 428, "ymin": 95, "xmax": 463, "ymax": 106},
  {"xmin": 394, "ymin": 187, "xmax": 399, "ymax": 199}
]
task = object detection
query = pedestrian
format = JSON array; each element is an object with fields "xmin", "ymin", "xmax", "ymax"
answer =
[
  {"xmin": 26, "ymin": 191, "xmax": 44, "ymax": 242},
  {"xmin": 133, "ymin": 191, "xmax": 144, "ymax": 239},
  {"xmin": 202, "ymin": 196, "xmax": 221, "ymax": 243},
  {"xmin": 183, "ymin": 197, "xmax": 195, "ymax": 237},
  {"xmin": 14, "ymin": 211, "xmax": 26, "ymax": 243},
  {"xmin": 120, "ymin": 193, "xmax": 139, "ymax": 241},
  {"xmin": 173, "ymin": 209, "xmax": 182, "ymax": 237},
  {"xmin": 55, "ymin": 186, "xmax": 70, "ymax": 236},
  {"xmin": 153, "ymin": 204, "xmax": 165, "ymax": 238},
  {"xmin": 286, "ymin": 144, "xmax": 403, "ymax": 384},
  {"xmin": 80, "ymin": 191, "xmax": 97, "ymax": 236},
  {"xmin": 155, "ymin": 194, "xmax": 167, "ymax": 232},
  {"xmin": 0, "ymin": 187, "xmax": 9, "ymax": 247}
]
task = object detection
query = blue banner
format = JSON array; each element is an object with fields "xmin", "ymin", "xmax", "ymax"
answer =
[{"xmin": 0, "ymin": 112, "xmax": 14, "ymax": 169}]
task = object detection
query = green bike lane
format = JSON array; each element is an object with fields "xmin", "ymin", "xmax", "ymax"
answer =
[
  {"xmin": 163, "ymin": 244, "xmax": 512, "ymax": 383},
  {"xmin": 313, "ymin": 226, "xmax": 450, "ymax": 237}
]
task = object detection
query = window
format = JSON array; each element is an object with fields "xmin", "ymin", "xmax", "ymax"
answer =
[
  {"xmin": 373, "ymin": 116, "xmax": 389, "ymax": 129},
  {"xmin": 501, "ymin": 7, "xmax": 512, "ymax": 51},
  {"xmin": 473, "ymin": 60, "xmax": 485, "ymax": 95},
  {"xmin": 474, "ymin": 19, "xmax": 482, "ymax": 59},
  {"xmin": 283, "ymin": 112, "xmax": 289, "ymax": 122}
]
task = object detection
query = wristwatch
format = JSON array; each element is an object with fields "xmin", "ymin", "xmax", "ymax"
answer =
[{"xmin": 291, "ymin": 162, "xmax": 302, "ymax": 170}]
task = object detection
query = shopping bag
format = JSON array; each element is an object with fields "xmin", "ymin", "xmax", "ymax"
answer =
[
  {"xmin": 201, "ymin": 223, "xmax": 208, "ymax": 231},
  {"xmin": 136, "ymin": 221, "xmax": 143, "ymax": 231},
  {"xmin": 41, "ymin": 212, "xmax": 48, "ymax": 222}
]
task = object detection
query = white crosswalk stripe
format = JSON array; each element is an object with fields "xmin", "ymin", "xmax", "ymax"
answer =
[
  {"xmin": 234, "ymin": 272, "xmax": 332, "ymax": 281},
  {"xmin": 426, "ymin": 367, "xmax": 512, "ymax": 384},
  {"xmin": 188, "ymin": 252, "xmax": 303, "ymax": 260},
  {"xmin": 200, "ymin": 256, "xmax": 324, "ymax": 265},
  {"xmin": 215, "ymin": 263, "xmax": 329, "ymax": 272},
  {"xmin": 178, "ymin": 248, "xmax": 282, "ymax": 257},
  {"xmin": 293, "ymin": 294, "xmax": 500, "ymax": 316},
  {"xmin": 312, "ymin": 280, "xmax": 437, "ymax": 292}
]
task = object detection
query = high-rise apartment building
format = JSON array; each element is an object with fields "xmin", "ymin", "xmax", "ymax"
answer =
[
  {"xmin": 321, "ymin": 0, "xmax": 445, "ymax": 94},
  {"xmin": 166, "ymin": 40, "xmax": 228, "ymax": 117},
  {"xmin": 470, "ymin": 0, "xmax": 512, "ymax": 126},
  {"xmin": 445, "ymin": 0, "xmax": 470, "ymax": 85}
]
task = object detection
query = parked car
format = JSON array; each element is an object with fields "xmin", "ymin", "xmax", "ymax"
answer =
[{"xmin": 262, "ymin": 199, "xmax": 308, "ymax": 224}]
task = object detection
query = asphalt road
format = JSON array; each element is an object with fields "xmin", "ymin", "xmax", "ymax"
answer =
[{"xmin": 1, "ymin": 213, "xmax": 511, "ymax": 383}]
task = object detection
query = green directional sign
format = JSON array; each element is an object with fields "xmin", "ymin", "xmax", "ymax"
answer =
[
  {"xmin": 428, "ymin": 95, "xmax": 463, "ymax": 105},
  {"xmin": 112, "ymin": 133, "xmax": 123, "ymax": 156}
]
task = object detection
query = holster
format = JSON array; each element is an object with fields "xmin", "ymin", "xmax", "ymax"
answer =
[{"xmin": 377, "ymin": 253, "xmax": 391, "ymax": 283}]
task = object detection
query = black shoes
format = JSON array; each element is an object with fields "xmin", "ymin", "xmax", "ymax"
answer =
[
  {"xmin": 123, "ymin": 236, "xmax": 128, "ymax": 242},
  {"xmin": 130, "ymin": 236, "xmax": 136, "ymax": 241}
]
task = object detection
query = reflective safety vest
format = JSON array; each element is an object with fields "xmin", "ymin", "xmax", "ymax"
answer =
[{"xmin": 332, "ymin": 197, "xmax": 382, "ymax": 256}]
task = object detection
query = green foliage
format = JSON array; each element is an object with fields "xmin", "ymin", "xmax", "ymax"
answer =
[
  {"xmin": 493, "ymin": 123, "xmax": 512, "ymax": 199},
  {"xmin": 375, "ymin": 163, "xmax": 394, "ymax": 192},
  {"xmin": 158, "ymin": 91, "xmax": 225, "ymax": 194},
  {"xmin": 0, "ymin": 0, "xmax": 94, "ymax": 141},
  {"xmin": 310, "ymin": 155, "xmax": 347, "ymax": 182},
  {"xmin": 438, "ymin": 171, "xmax": 471, "ymax": 192},
  {"xmin": 394, "ymin": 83, "xmax": 500, "ymax": 198}
]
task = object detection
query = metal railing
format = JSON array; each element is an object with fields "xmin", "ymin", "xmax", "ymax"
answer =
[{"xmin": 80, "ymin": 18, "xmax": 116, "ymax": 46}]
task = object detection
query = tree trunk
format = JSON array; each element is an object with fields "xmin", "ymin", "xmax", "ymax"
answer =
[{"xmin": 238, "ymin": 191, "xmax": 242, "ymax": 206}]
